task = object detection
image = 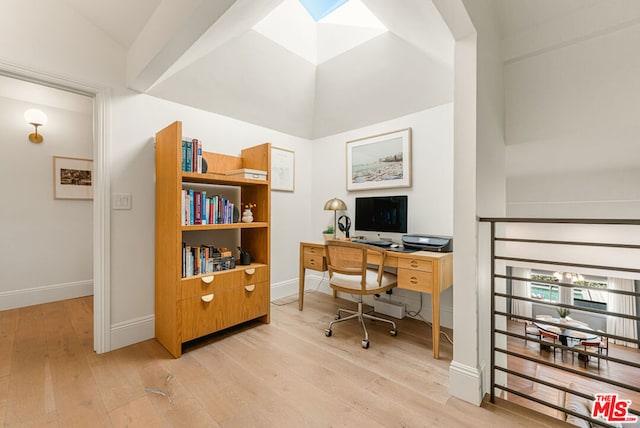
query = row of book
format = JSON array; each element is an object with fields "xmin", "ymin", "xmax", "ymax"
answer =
[
  {"xmin": 182, "ymin": 244, "xmax": 235, "ymax": 278},
  {"xmin": 182, "ymin": 189, "xmax": 235, "ymax": 225},
  {"xmin": 182, "ymin": 138, "xmax": 203, "ymax": 173}
]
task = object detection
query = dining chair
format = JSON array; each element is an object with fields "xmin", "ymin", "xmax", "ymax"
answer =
[
  {"xmin": 539, "ymin": 329, "xmax": 563, "ymax": 361},
  {"xmin": 596, "ymin": 329, "xmax": 609, "ymax": 358},
  {"xmin": 524, "ymin": 321, "xmax": 541, "ymax": 347},
  {"xmin": 572, "ymin": 339, "xmax": 601, "ymax": 370},
  {"xmin": 323, "ymin": 240, "xmax": 398, "ymax": 349}
]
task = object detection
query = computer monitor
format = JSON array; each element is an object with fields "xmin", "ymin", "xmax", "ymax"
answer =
[{"xmin": 354, "ymin": 195, "xmax": 407, "ymax": 234}]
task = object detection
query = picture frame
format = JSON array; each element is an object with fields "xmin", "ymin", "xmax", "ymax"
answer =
[
  {"xmin": 346, "ymin": 128, "xmax": 412, "ymax": 191},
  {"xmin": 271, "ymin": 146, "xmax": 295, "ymax": 192},
  {"xmin": 53, "ymin": 156, "xmax": 93, "ymax": 200}
]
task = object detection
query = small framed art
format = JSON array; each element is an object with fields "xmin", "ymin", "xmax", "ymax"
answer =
[{"xmin": 53, "ymin": 156, "xmax": 93, "ymax": 200}]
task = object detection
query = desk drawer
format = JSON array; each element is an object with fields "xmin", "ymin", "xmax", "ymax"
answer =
[
  {"xmin": 304, "ymin": 245, "xmax": 325, "ymax": 256},
  {"xmin": 182, "ymin": 292, "xmax": 225, "ymax": 342},
  {"xmin": 303, "ymin": 253, "xmax": 327, "ymax": 271},
  {"xmin": 398, "ymin": 257, "xmax": 433, "ymax": 272},
  {"xmin": 398, "ymin": 268, "xmax": 433, "ymax": 293},
  {"xmin": 181, "ymin": 266, "xmax": 267, "ymax": 299},
  {"xmin": 224, "ymin": 281, "xmax": 269, "ymax": 327}
]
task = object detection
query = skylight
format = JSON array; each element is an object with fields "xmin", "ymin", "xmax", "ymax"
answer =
[
  {"xmin": 253, "ymin": 0, "xmax": 388, "ymax": 65},
  {"xmin": 299, "ymin": 0, "xmax": 348, "ymax": 22}
]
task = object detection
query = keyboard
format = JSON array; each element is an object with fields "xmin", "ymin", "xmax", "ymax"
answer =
[{"xmin": 352, "ymin": 239, "xmax": 393, "ymax": 247}]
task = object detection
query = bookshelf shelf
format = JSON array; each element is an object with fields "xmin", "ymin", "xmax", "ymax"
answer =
[
  {"xmin": 155, "ymin": 121, "xmax": 271, "ymax": 358},
  {"xmin": 181, "ymin": 222, "xmax": 269, "ymax": 231}
]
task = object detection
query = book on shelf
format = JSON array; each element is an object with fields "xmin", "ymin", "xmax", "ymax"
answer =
[
  {"xmin": 181, "ymin": 189, "xmax": 236, "ymax": 225},
  {"xmin": 182, "ymin": 243, "xmax": 236, "ymax": 278},
  {"xmin": 181, "ymin": 137, "xmax": 203, "ymax": 173}
]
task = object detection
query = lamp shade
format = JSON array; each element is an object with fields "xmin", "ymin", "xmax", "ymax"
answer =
[
  {"xmin": 324, "ymin": 197, "xmax": 347, "ymax": 211},
  {"xmin": 24, "ymin": 109, "xmax": 47, "ymax": 126}
]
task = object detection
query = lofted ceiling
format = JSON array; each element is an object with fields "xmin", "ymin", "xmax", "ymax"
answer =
[{"xmin": 60, "ymin": 0, "xmax": 609, "ymax": 139}]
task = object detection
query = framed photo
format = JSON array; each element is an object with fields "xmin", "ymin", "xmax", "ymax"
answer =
[
  {"xmin": 53, "ymin": 156, "xmax": 93, "ymax": 200},
  {"xmin": 346, "ymin": 128, "xmax": 411, "ymax": 191},
  {"xmin": 271, "ymin": 147, "xmax": 295, "ymax": 192}
]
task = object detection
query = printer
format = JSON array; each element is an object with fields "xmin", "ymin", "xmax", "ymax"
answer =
[{"xmin": 402, "ymin": 235, "xmax": 453, "ymax": 252}]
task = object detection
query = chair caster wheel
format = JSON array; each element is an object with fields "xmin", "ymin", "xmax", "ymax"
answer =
[
  {"xmin": 362, "ymin": 340, "xmax": 369, "ymax": 349},
  {"xmin": 390, "ymin": 329, "xmax": 397, "ymax": 336},
  {"xmin": 335, "ymin": 314, "xmax": 341, "ymax": 320},
  {"xmin": 325, "ymin": 329, "xmax": 332, "ymax": 337}
]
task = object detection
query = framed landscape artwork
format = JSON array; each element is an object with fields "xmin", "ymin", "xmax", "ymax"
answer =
[
  {"xmin": 53, "ymin": 156, "xmax": 93, "ymax": 200},
  {"xmin": 346, "ymin": 128, "xmax": 412, "ymax": 191}
]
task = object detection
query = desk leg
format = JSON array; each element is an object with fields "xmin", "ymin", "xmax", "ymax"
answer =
[
  {"xmin": 432, "ymin": 290, "xmax": 440, "ymax": 359},
  {"xmin": 299, "ymin": 245, "xmax": 305, "ymax": 311}
]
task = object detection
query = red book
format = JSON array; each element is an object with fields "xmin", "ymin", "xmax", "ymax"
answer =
[{"xmin": 194, "ymin": 191, "xmax": 202, "ymax": 225}]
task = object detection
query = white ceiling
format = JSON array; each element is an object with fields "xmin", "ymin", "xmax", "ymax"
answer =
[{"xmin": 60, "ymin": 0, "xmax": 609, "ymax": 139}]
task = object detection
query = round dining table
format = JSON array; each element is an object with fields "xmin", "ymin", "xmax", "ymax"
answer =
[{"xmin": 534, "ymin": 318, "xmax": 599, "ymax": 346}]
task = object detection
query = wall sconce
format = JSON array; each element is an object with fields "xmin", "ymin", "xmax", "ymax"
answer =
[{"xmin": 24, "ymin": 108, "xmax": 47, "ymax": 143}]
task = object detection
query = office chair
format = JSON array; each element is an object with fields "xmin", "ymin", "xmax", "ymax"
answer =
[{"xmin": 324, "ymin": 240, "xmax": 398, "ymax": 349}]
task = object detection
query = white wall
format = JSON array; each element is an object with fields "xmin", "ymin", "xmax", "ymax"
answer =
[
  {"xmin": 310, "ymin": 104, "xmax": 454, "ymax": 327},
  {"xmin": 505, "ymin": 20, "xmax": 640, "ymax": 218},
  {"xmin": 0, "ymin": 76, "xmax": 94, "ymax": 310}
]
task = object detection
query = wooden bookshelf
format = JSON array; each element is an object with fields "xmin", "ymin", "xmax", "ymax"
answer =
[{"xmin": 155, "ymin": 121, "xmax": 271, "ymax": 358}]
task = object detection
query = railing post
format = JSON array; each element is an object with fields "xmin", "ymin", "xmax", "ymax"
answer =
[{"xmin": 490, "ymin": 220, "xmax": 496, "ymax": 403}]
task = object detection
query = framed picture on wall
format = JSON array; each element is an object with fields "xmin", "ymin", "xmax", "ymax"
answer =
[
  {"xmin": 346, "ymin": 128, "xmax": 412, "ymax": 191},
  {"xmin": 271, "ymin": 146, "xmax": 295, "ymax": 192},
  {"xmin": 53, "ymin": 156, "xmax": 93, "ymax": 200}
]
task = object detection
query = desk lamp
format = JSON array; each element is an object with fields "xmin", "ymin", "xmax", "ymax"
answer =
[{"xmin": 323, "ymin": 197, "xmax": 347, "ymax": 239}]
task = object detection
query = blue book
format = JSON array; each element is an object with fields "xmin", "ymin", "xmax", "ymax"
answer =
[
  {"xmin": 181, "ymin": 141, "xmax": 187, "ymax": 171},
  {"xmin": 188, "ymin": 189, "xmax": 194, "ymax": 225},
  {"xmin": 185, "ymin": 141, "xmax": 192, "ymax": 172},
  {"xmin": 201, "ymin": 191, "xmax": 207, "ymax": 224}
]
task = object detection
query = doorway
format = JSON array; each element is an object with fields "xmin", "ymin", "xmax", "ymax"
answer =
[{"xmin": 0, "ymin": 65, "xmax": 110, "ymax": 353}]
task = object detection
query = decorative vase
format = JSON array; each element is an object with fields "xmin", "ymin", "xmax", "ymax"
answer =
[
  {"xmin": 323, "ymin": 233, "xmax": 333, "ymax": 241},
  {"xmin": 242, "ymin": 209, "xmax": 254, "ymax": 223}
]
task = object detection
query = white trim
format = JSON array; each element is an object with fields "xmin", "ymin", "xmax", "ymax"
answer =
[
  {"xmin": 93, "ymin": 89, "xmax": 111, "ymax": 354},
  {"xmin": 0, "ymin": 280, "xmax": 93, "ymax": 311},
  {"xmin": 449, "ymin": 360, "xmax": 484, "ymax": 405},
  {"xmin": 110, "ymin": 315, "xmax": 155, "ymax": 351},
  {"xmin": 270, "ymin": 278, "xmax": 299, "ymax": 301},
  {"xmin": 0, "ymin": 58, "xmax": 111, "ymax": 354}
]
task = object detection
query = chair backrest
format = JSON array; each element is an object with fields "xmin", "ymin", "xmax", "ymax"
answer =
[
  {"xmin": 325, "ymin": 240, "xmax": 386, "ymax": 293},
  {"xmin": 596, "ymin": 329, "xmax": 609, "ymax": 347},
  {"xmin": 539, "ymin": 329, "xmax": 559, "ymax": 341}
]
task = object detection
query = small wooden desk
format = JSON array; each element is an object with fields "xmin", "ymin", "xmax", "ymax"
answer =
[{"xmin": 299, "ymin": 241, "xmax": 453, "ymax": 359}]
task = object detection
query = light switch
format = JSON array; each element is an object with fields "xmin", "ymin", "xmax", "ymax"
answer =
[{"xmin": 112, "ymin": 193, "xmax": 132, "ymax": 210}]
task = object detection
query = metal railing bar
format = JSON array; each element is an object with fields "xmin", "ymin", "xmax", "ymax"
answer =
[
  {"xmin": 495, "ymin": 347, "xmax": 640, "ymax": 393},
  {"xmin": 495, "ymin": 365, "xmax": 640, "ymax": 419},
  {"xmin": 495, "ymin": 256, "xmax": 640, "ymax": 275},
  {"xmin": 479, "ymin": 217, "xmax": 640, "ymax": 225},
  {"xmin": 493, "ymin": 385, "xmax": 620, "ymax": 428},
  {"xmin": 494, "ymin": 293, "xmax": 640, "ymax": 322},
  {"xmin": 495, "ymin": 328, "xmax": 640, "ymax": 368},
  {"xmin": 495, "ymin": 366, "xmax": 593, "ymax": 401},
  {"xmin": 495, "ymin": 236, "xmax": 640, "ymax": 250},
  {"xmin": 499, "ymin": 313, "xmax": 640, "ymax": 344},
  {"xmin": 496, "ymin": 274, "xmax": 640, "ymax": 298}
]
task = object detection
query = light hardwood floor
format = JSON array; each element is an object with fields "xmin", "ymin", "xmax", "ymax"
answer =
[{"xmin": 0, "ymin": 293, "xmax": 569, "ymax": 427}]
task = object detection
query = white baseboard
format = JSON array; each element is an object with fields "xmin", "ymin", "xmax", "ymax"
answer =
[
  {"xmin": 0, "ymin": 280, "xmax": 93, "ymax": 311},
  {"xmin": 110, "ymin": 314, "xmax": 155, "ymax": 351},
  {"xmin": 449, "ymin": 360, "xmax": 484, "ymax": 405},
  {"xmin": 270, "ymin": 273, "xmax": 330, "ymax": 301}
]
